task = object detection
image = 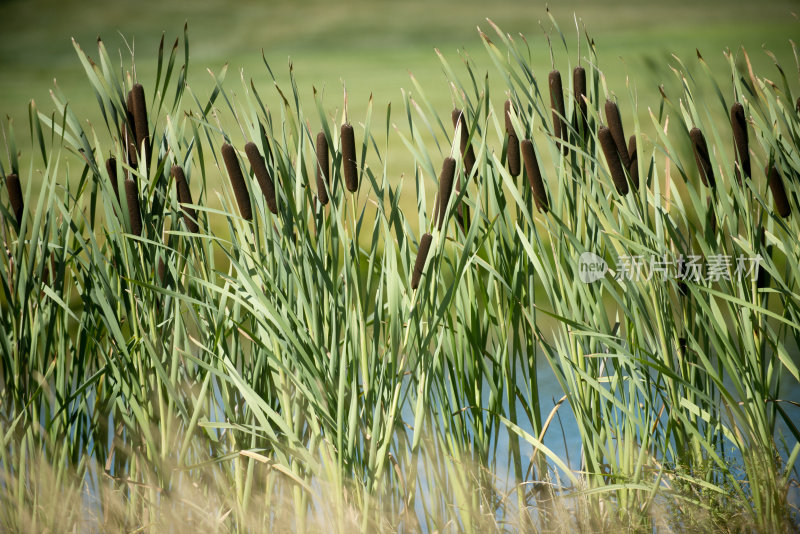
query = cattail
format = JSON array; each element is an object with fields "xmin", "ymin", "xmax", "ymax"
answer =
[
  {"xmin": 689, "ymin": 127, "xmax": 715, "ymax": 188},
  {"xmin": 411, "ymin": 233, "xmax": 433, "ymax": 290},
  {"xmin": 549, "ymin": 70, "xmax": 566, "ymax": 151},
  {"xmin": 171, "ymin": 165, "xmax": 199, "ymax": 233},
  {"xmin": 157, "ymin": 256, "xmax": 167, "ymax": 285},
  {"xmin": 125, "ymin": 91, "xmax": 138, "ymax": 168},
  {"xmin": 124, "ymin": 178, "xmax": 142, "ymax": 236},
  {"xmin": 437, "ymin": 157, "xmax": 456, "ymax": 230},
  {"xmin": 452, "ymin": 109, "xmax": 476, "ymax": 177},
  {"xmin": 757, "ymin": 228, "xmax": 771, "ymax": 289},
  {"xmin": 244, "ymin": 142, "xmax": 278, "ymax": 214},
  {"xmin": 796, "ymin": 97, "xmax": 800, "ymax": 115},
  {"xmin": 627, "ymin": 135, "xmax": 639, "ymax": 189},
  {"xmin": 106, "ymin": 157, "xmax": 120, "ymax": 202},
  {"xmin": 341, "ymin": 123, "xmax": 359, "ymax": 193},
  {"xmin": 316, "ymin": 131, "xmax": 330, "ymax": 205},
  {"xmin": 221, "ymin": 143, "xmax": 253, "ymax": 220},
  {"xmin": 505, "ymin": 100, "xmax": 521, "ymax": 177},
  {"xmin": 678, "ymin": 337, "xmax": 688, "ymax": 358},
  {"xmin": 598, "ymin": 126, "xmax": 628, "ymax": 195},
  {"xmin": 730, "ymin": 102, "xmax": 750, "ymax": 183},
  {"xmin": 604, "ymin": 100, "xmax": 631, "ymax": 170},
  {"xmin": 520, "ymin": 139, "xmax": 549, "ymax": 213},
  {"xmin": 767, "ymin": 164, "xmax": 791, "ymax": 218},
  {"xmin": 573, "ymin": 66, "xmax": 587, "ymax": 137},
  {"xmin": 5, "ymin": 173, "xmax": 23, "ymax": 226},
  {"xmin": 130, "ymin": 84, "xmax": 150, "ymax": 160}
]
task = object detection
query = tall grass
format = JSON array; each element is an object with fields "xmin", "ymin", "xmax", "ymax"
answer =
[{"xmin": 1, "ymin": 15, "xmax": 799, "ymax": 533}]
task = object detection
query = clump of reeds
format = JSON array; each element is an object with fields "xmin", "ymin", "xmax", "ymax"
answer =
[
  {"xmin": 689, "ymin": 127, "xmax": 715, "ymax": 188},
  {"xmin": 105, "ymin": 157, "xmax": 120, "ymax": 202},
  {"xmin": 411, "ymin": 233, "xmax": 433, "ymax": 290},
  {"xmin": 730, "ymin": 102, "xmax": 750, "ymax": 183},
  {"xmin": 130, "ymin": 84, "xmax": 150, "ymax": 160},
  {"xmin": 767, "ymin": 164, "xmax": 791, "ymax": 218},
  {"xmin": 598, "ymin": 126, "xmax": 628, "ymax": 195},
  {"xmin": 573, "ymin": 66, "xmax": 587, "ymax": 138},
  {"xmin": 244, "ymin": 142, "xmax": 278, "ymax": 214},
  {"xmin": 452, "ymin": 109, "xmax": 476, "ymax": 177},
  {"xmin": 437, "ymin": 157, "xmax": 456, "ymax": 230},
  {"xmin": 171, "ymin": 165, "xmax": 199, "ymax": 233},
  {"xmin": 316, "ymin": 131, "xmax": 330, "ymax": 205},
  {"xmin": 505, "ymin": 100, "xmax": 520, "ymax": 177},
  {"xmin": 124, "ymin": 178, "xmax": 142, "ymax": 236},
  {"xmin": 221, "ymin": 143, "xmax": 253, "ymax": 221},
  {"xmin": 5, "ymin": 173, "xmax": 24, "ymax": 227},
  {"xmin": 520, "ymin": 139, "xmax": 549, "ymax": 212},
  {"xmin": 341, "ymin": 124, "xmax": 358, "ymax": 193},
  {"xmin": 628, "ymin": 136, "xmax": 639, "ymax": 188},
  {"xmin": 549, "ymin": 70, "xmax": 566, "ymax": 151},
  {"xmin": 605, "ymin": 100, "xmax": 631, "ymax": 170}
]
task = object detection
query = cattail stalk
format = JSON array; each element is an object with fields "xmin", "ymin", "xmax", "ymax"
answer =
[
  {"xmin": 5, "ymin": 173, "xmax": 23, "ymax": 226},
  {"xmin": 131, "ymin": 84, "xmax": 150, "ymax": 160},
  {"xmin": 244, "ymin": 142, "xmax": 278, "ymax": 214},
  {"xmin": 124, "ymin": 178, "xmax": 142, "ymax": 236},
  {"xmin": 767, "ymin": 165, "xmax": 791, "ymax": 218},
  {"xmin": 316, "ymin": 131, "xmax": 330, "ymax": 205},
  {"xmin": 221, "ymin": 143, "xmax": 253, "ymax": 220},
  {"xmin": 549, "ymin": 70, "xmax": 566, "ymax": 151},
  {"xmin": 605, "ymin": 100, "xmax": 631, "ymax": 170},
  {"xmin": 598, "ymin": 126, "xmax": 628, "ymax": 195},
  {"xmin": 171, "ymin": 165, "xmax": 199, "ymax": 233},
  {"xmin": 573, "ymin": 66, "xmax": 587, "ymax": 138},
  {"xmin": 411, "ymin": 233, "xmax": 433, "ymax": 290},
  {"xmin": 505, "ymin": 100, "xmax": 520, "ymax": 177},
  {"xmin": 730, "ymin": 102, "xmax": 750, "ymax": 183},
  {"xmin": 341, "ymin": 124, "xmax": 359, "ymax": 193},
  {"xmin": 627, "ymin": 136, "xmax": 639, "ymax": 189},
  {"xmin": 437, "ymin": 157, "xmax": 456, "ymax": 230},
  {"xmin": 106, "ymin": 157, "xmax": 120, "ymax": 202},
  {"xmin": 520, "ymin": 139, "xmax": 549, "ymax": 213},
  {"xmin": 689, "ymin": 127, "xmax": 715, "ymax": 188},
  {"xmin": 452, "ymin": 109, "xmax": 476, "ymax": 177}
]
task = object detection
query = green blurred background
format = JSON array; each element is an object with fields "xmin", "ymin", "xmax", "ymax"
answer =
[{"xmin": 0, "ymin": 0, "xmax": 798, "ymax": 202}]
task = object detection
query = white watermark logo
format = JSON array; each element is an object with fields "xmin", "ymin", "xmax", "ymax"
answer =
[{"xmin": 578, "ymin": 252, "xmax": 608, "ymax": 283}]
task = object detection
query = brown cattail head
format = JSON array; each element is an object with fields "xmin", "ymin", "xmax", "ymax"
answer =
[
  {"xmin": 221, "ymin": 143, "xmax": 253, "ymax": 221},
  {"xmin": 520, "ymin": 139, "xmax": 549, "ymax": 213},
  {"xmin": 549, "ymin": 70, "xmax": 566, "ymax": 150},
  {"xmin": 124, "ymin": 178, "xmax": 142, "ymax": 236},
  {"xmin": 678, "ymin": 337, "xmax": 688, "ymax": 357},
  {"xmin": 730, "ymin": 102, "xmax": 750, "ymax": 183},
  {"xmin": 598, "ymin": 126, "xmax": 628, "ymax": 195},
  {"xmin": 131, "ymin": 84, "xmax": 150, "ymax": 160},
  {"xmin": 505, "ymin": 99, "xmax": 521, "ymax": 177},
  {"xmin": 796, "ymin": 97, "xmax": 800, "ymax": 115},
  {"xmin": 315, "ymin": 131, "xmax": 330, "ymax": 205},
  {"xmin": 436, "ymin": 157, "xmax": 456, "ymax": 230},
  {"xmin": 106, "ymin": 157, "xmax": 120, "ymax": 203},
  {"xmin": 573, "ymin": 66, "xmax": 587, "ymax": 137},
  {"xmin": 244, "ymin": 142, "xmax": 278, "ymax": 215},
  {"xmin": 627, "ymin": 135, "xmax": 639, "ymax": 189},
  {"xmin": 767, "ymin": 164, "xmax": 791, "ymax": 218},
  {"xmin": 689, "ymin": 127, "xmax": 715, "ymax": 188},
  {"xmin": 125, "ymin": 91, "xmax": 138, "ymax": 168},
  {"xmin": 340, "ymin": 123, "xmax": 358, "ymax": 193},
  {"xmin": 757, "ymin": 228, "xmax": 771, "ymax": 289},
  {"xmin": 452, "ymin": 109, "xmax": 476, "ymax": 177},
  {"xmin": 171, "ymin": 165, "xmax": 199, "ymax": 233},
  {"xmin": 5, "ymin": 173, "xmax": 23, "ymax": 226},
  {"xmin": 157, "ymin": 255, "xmax": 167, "ymax": 285},
  {"xmin": 411, "ymin": 233, "xmax": 433, "ymax": 290},
  {"xmin": 604, "ymin": 100, "xmax": 631, "ymax": 170}
]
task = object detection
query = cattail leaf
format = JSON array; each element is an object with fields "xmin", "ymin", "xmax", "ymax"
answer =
[
  {"xmin": 221, "ymin": 143, "xmax": 253, "ymax": 220},
  {"xmin": 340, "ymin": 123, "xmax": 358, "ymax": 193},
  {"xmin": 521, "ymin": 139, "xmax": 549, "ymax": 212},
  {"xmin": 598, "ymin": 126, "xmax": 628, "ymax": 195},
  {"xmin": 689, "ymin": 127, "xmax": 715, "ymax": 188},
  {"xmin": 316, "ymin": 131, "xmax": 330, "ymax": 205},
  {"xmin": 411, "ymin": 233, "xmax": 433, "ymax": 290},
  {"xmin": 244, "ymin": 142, "xmax": 278, "ymax": 214},
  {"xmin": 605, "ymin": 100, "xmax": 631, "ymax": 170},
  {"xmin": 171, "ymin": 165, "xmax": 199, "ymax": 233}
]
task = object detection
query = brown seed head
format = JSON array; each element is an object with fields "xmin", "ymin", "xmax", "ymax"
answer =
[
  {"xmin": 549, "ymin": 70, "xmax": 566, "ymax": 148},
  {"xmin": 171, "ymin": 165, "xmax": 199, "ymax": 233},
  {"xmin": 627, "ymin": 135, "xmax": 639, "ymax": 189},
  {"xmin": 244, "ymin": 142, "xmax": 277, "ymax": 214},
  {"xmin": 573, "ymin": 66, "xmax": 587, "ymax": 136},
  {"xmin": 106, "ymin": 157, "xmax": 120, "ymax": 202},
  {"xmin": 767, "ymin": 165, "xmax": 791, "ymax": 218},
  {"xmin": 598, "ymin": 126, "xmax": 628, "ymax": 195},
  {"xmin": 131, "ymin": 84, "xmax": 150, "ymax": 160},
  {"xmin": 520, "ymin": 139, "xmax": 549, "ymax": 213},
  {"xmin": 124, "ymin": 178, "xmax": 142, "ymax": 236},
  {"xmin": 437, "ymin": 157, "xmax": 456, "ymax": 230},
  {"xmin": 411, "ymin": 233, "xmax": 433, "ymax": 290},
  {"xmin": 316, "ymin": 131, "xmax": 330, "ymax": 205},
  {"xmin": 452, "ymin": 109, "xmax": 476, "ymax": 177},
  {"xmin": 604, "ymin": 100, "xmax": 631, "ymax": 170},
  {"xmin": 5, "ymin": 173, "xmax": 23, "ymax": 226},
  {"xmin": 730, "ymin": 102, "xmax": 750, "ymax": 183},
  {"xmin": 341, "ymin": 123, "xmax": 358, "ymax": 193},
  {"xmin": 221, "ymin": 143, "xmax": 253, "ymax": 220},
  {"xmin": 689, "ymin": 127, "xmax": 715, "ymax": 188}
]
